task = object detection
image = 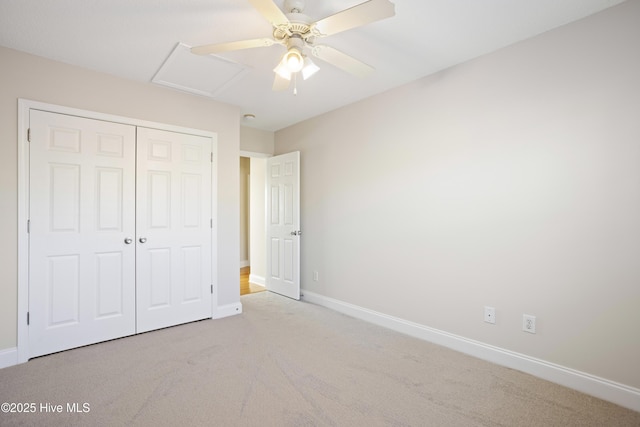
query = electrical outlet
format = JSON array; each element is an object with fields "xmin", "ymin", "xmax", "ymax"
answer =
[
  {"xmin": 313, "ymin": 271, "xmax": 319, "ymax": 281},
  {"xmin": 484, "ymin": 306, "xmax": 496, "ymax": 324},
  {"xmin": 523, "ymin": 314, "xmax": 536, "ymax": 334}
]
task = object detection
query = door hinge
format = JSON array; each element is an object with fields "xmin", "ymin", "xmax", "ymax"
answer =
[
  {"xmin": 210, "ymin": 218, "xmax": 213, "ymax": 229},
  {"xmin": 210, "ymin": 152, "xmax": 213, "ymax": 163},
  {"xmin": 210, "ymin": 284, "xmax": 213, "ymax": 294},
  {"xmin": 27, "ymin": 312, "xmax": 30, "ymax": 325},
  {"xmin": 27, "ymin": 219, "xmax": 30, "ymax": 234},
  {"xmin": 27, "ymin": 128, "xmax": 31, "ymax": 142}
]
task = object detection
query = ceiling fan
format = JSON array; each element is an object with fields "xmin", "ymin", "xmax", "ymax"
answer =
[{"xmin": 191, "ymin": 0, "xmax": 395, "ymax": 92}]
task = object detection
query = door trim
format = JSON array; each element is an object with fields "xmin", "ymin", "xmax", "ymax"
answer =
[{"xmin": 17, "ymin": 99, "xmax": 218, "ymax": 363}]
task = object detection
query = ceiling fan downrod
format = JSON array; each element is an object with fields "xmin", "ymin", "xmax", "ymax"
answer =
[{"xmin": 284, "ymin": 0, "xmax": 305, "ymax": 14}]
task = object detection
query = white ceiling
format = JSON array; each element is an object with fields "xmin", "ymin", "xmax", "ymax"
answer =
[{"xmin": 0, "ymin": 0, "xmax": 626, "ymax": 131}]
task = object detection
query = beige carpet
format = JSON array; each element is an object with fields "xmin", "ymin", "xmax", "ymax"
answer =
[{"xmin": 0, "ymin": 291, "xmax": 638, "ymax": 426}]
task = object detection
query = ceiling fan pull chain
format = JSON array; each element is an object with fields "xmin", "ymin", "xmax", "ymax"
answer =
[{"xmin": 293, "ymin": 73, "xmax": 298, "ymax": 96}]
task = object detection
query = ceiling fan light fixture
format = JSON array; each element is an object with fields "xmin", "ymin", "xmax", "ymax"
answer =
[
  {"xmin": 192, "ymin": 0, "xmax": 397, "ymax": 93},
  {"xmin": 284, "ymin": 47, "xmax": 304, "ymax": 73},
  {"xmin": 301, "ymin": 56, "xmax": 320, "ymax": 80}
]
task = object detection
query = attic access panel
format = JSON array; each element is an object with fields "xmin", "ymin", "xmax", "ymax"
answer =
[{"xmin": 152, "ymin": 42, "xmax": 249, "ymax": 98}]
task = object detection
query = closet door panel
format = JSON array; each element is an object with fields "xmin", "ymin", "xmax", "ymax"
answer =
[
  {"xmin": 29, "ymin": 110, "xmax": 136, "ymax": 358},
  {"xmin": 136, "ymin": 127, "xmax": 213, "ymax": 333}
]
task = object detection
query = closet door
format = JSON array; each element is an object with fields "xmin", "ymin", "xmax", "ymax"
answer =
[
  {"xmin": 136, "ymin": 128, "xmax": 213, "ymax": 333},
  {"xmin": 29, "ymin": 110, "xmax": 136, "ymax": 358}
]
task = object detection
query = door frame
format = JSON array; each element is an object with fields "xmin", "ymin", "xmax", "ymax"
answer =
[
  {"xmin": 17, "ymin": 99, "xmax": 218, "ymax": 363},
  {"xmin": 238, "ymin": 151, "xmax": 301, "ymax": 299}
]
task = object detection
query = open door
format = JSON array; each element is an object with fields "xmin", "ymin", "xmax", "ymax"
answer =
[{"xmin": 266, "ymin": 151, "xmax": 300, "ymax": 300}]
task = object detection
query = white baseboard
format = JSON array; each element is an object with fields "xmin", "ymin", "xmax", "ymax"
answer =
[
  {"xmin": 301, "ymin": 290, "xmax": 640, "ymax": 413},
  {"xmin": 213, "ymin": 302, "xmax": 243, "ymax": 319},
  {"xmin": 249, "ymin": 274, "xmax": 265, "ymax": 286},
  {"xmin": 0, "ymin": 347, "xmax": 18, "ymax": 369},
  {"xmin": 240, "ymin": 260, "xmax": 250, "ymax": 268}
]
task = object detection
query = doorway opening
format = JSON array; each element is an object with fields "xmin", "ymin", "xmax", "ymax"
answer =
[
  {"xmin": 240, "ymin": 155, "xmax": 267, "ymax": 295},
  {"xmin": 239, "ymin": 150, "xmax": 300, "ymax": 300}
]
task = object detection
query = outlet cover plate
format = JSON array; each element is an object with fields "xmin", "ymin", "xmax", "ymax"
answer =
[
  {"xmin": 523, "ymin": 314, "xmax": 536, "ymax": 333},
  {"xmin": 484, "ymin": 306, "xmax": 496, "ymax": 324}
]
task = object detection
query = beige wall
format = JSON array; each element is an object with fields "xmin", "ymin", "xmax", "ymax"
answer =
[
  {"xmin": 240, "ymin": 126, "xmax": 274, "ymax": 155},
  {"xmin": 275, "ymin": 1, "xmax": 640, "ymax": 389},
  {"xmin": 0, "ymin": 46, "xmax": 241, "ymax": 351}
]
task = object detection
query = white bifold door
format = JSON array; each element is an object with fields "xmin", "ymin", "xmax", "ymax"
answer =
[{"xmin": 28, "ymin": 110, "xmax": 212, "ymax": 358}]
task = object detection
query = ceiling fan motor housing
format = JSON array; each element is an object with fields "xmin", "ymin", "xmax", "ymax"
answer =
[{"xmin": 273, "ymin": 13, "xmax": 314, "ymax": 45}]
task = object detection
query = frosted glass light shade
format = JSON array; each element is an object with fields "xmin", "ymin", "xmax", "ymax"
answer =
[
  {"xmin": 301, "ymin": 57, "xmax": 320, "ymax": 80},
  {"xmin": 284, "ymin": 49, "xmax": 303, "ymax": 72}
]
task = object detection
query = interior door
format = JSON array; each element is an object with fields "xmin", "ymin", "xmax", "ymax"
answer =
[
  {"xmin": 135, "ymin": 127, "xmax": 213, "ymax": 332},
  {"xmin": 266, "ymin": 151, "xmax": 300, "ymax": 300},
  {"xmin": 28, "ymin": 110, "xmax": 136, "ymax": 358}
]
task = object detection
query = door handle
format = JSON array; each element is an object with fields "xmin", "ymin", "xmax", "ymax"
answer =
[
  {"xmin": 139, "ymin": 237, "xmax": 147, "ymax": 243},
  {"xmin": 124, "ymin": 238, "xmax": 133, "ymax": 244},
  {"xmin": 290, "ymin": 230, "xmax": 301, "ymax": 236}
]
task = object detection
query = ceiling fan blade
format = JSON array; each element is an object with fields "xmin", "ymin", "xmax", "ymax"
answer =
[
  {"xmin": 248, "ymin": 0, "xmax": 290, "ymax": 27},
  {"xmin": 191, "ymin": 38, "xmax": 275, "ymax": 55},
  {"xmin": 272, "ymin": 73, "xmax": 292, "ymax": 91},
  {"xmin": 311, "ymin": 45, "xmax": 374, "ymax": 78},
  {"xmin": 313, "ymin": 0, "xmax": 395, "ymax": 37}
]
